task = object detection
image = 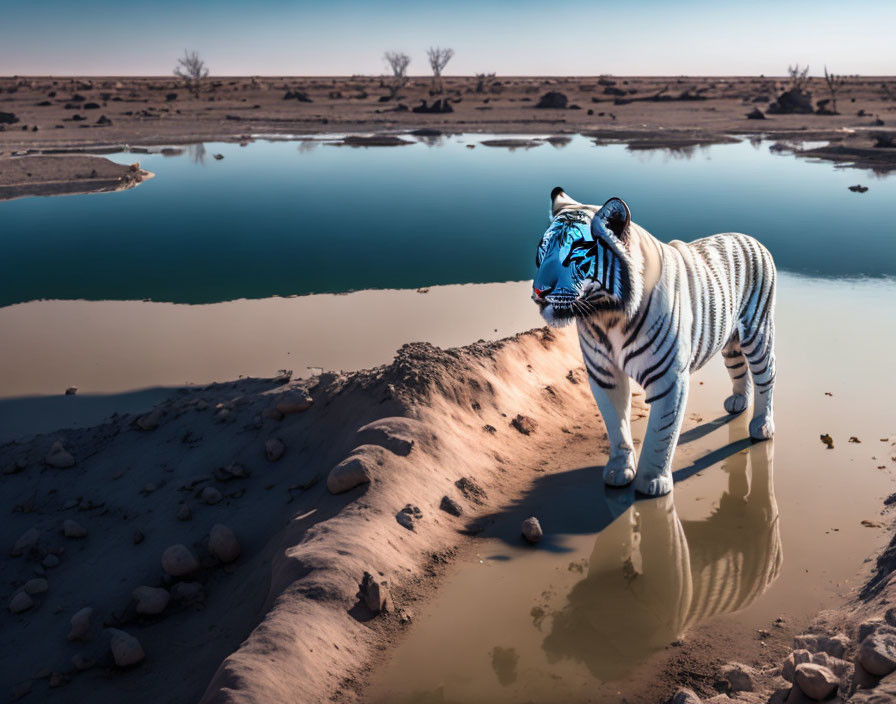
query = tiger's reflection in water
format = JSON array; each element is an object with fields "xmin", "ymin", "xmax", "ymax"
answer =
[{"xmin": 543, "ymin": 417, "xmax": 782, "ymax": 681}]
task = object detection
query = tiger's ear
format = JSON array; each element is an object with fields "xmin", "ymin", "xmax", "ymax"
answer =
[
  {"xmin": 550, "ymin": 186, "xmax": 581, "ymax": 217},
  {"xmin": 592, "ymin": 197, "xmax": 631, "ymax": 242}
]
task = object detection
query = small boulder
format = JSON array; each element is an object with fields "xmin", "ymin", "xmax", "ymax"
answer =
[
  {"xmin": 9, "ymin": 592, "xmax": 34, "ymax": 613},
  {"xmin": 858, "ymin": 630, "xmax": 896, "ymax": 676},
  {"xmin": 858, "ymin": 619, "xmax": 885, "ymax": 642},
  {"xmin": 794, "ymin": 663, "xmax": 838, "ymax": 700},
  {"xmin": 327, "ymin": 453, "xmax": 374, "ymax": 494},
  {"xmin": 108, "ymin": 629, "xmax": 144, "ymax": 667},
  {"xmin": 721, "ymin": 662, "xmax": 755, "ymax": 692},
  {"xmin": 161, "ymin": 544, "xmax": 199, "ymax": 577},
  {"xmin": 357, "ymin": 417, "xmax": 420, "ymax": 456},
  {"xmin": 522, "ymin": 517, "xmax": 543, "ymax": 544},
  {"xmin": 265, "ymin": 437, "xmax": 285, "ymax": 461},
  {"xmin": 201, "ymin": 486, "xmax": 222, "ymax": 505},
  {"xmin": 46, "ymin": 441, "xmax": 75, "ymax": 468},
  {"xmin": 275, "ymin": 394, "xmax": 313, "ymax": 415},
  {"xmin": 65, "ymin": 387, "xmax": 78, "ymax": 395},
  {"xmin": 177, "ymin": 504, "xmax": 192, "ymax": 521},
  {"xmin": 360, "ymin": 571, "xmax": 393, "ymax": 614},
  {"xmin": 439, "ymin": 496, "xmax": 463, "ymax": 516},
  {"xmin": 396, "ymin": 504, "xmax": 422, "ymax": 531},
  {"xmin": 42, "ymin": 554, "xmax": 60, "ymax": 568},
  {"xmin": 671, "ymin": 689, "xmax": 703, "ymax": 704},
  {"xmin": 63, "ymin": 520, "xmax": 87, "ymax": 538},
  {"xmin": 68, "ymin": 607, "xmax": 94, "ymax": 640},
  {"xmin": 72, "ymin": 653, "xmax": 95, "ymax": 671},
  {"xmin": 135, "ymin": 407, "xmax": 163, "ymax": 431},
  {"xmin": 11, "ymin": 527, "xmax": 40, "ymax": 556},
  {"xmin": 511, "ymin": 414, "xmax": 537, "ymax": 435},
  {"xmin": 170, "ymin": 581, "xmax": 204, "ymax": 603},
  {"xmin": 535, "ymin": 91, "xmax": 568, "ymax": 109},
  {"xmin": 132, "ymin": 586, "xmax": 170, "ymax": 615},
  {"xmin": 23, "ymin": 578, "xmax": 48, "ymax": 595},
  {"xmin": 208, "ymin": 524, "xmax": 241, "ymax": 563}
]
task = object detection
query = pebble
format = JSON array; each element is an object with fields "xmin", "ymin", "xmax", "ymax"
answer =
[
  {"xmin": 327, "ymin": 454, "xmax": 373, "ymax": 494},
  {"xmin": 136, "ymin": 408, "xmax": 163, "ymax": 431},
  {"xmin": 396, "ymin": 505, "xmax": 422, "ymax": 531},
  {"xmin": 45, "ymin": 441, "xmax": 75, "ymax": 468},
  {"xmin": 511, "ymin": 414, "xmax": 537, "ymax": 435},
  {"xmin": 201, "ymin": 486, "xmax": 223, "ymax": 505},
  {"xmin": 360, "ymin": 571, "xmax": 393, "ymax": 614},
  {"xmin": 858, "ymin": 630, "xmax": 896, "ymax": 676},
  {"xmin": 521, "ymin": 517, "xmax": 543, "ymax": 544},
  {"xmin": 133, "ymin": 529, "xmax": 145, "ymax": 545},
  {"xmin": 177, "ymin": 504, "xmax": 192, "ymax": 521},
  {"xmin": 208, "ymin": 524, "xmax": 241, "ymax": 563},
  {"xmin": 42, "ymin": 554, "xmax": 60, "ymax": 568},
  {"xmin": 795, "ymin": 663, "xmax": 838, "ymax": 700},
  {"xmin": 65, "ymin": 387, "xmax": 78, "ymax": 395},
  {"xmin": 265, "ymin": 437, "xmax": 285, "ymax": 461},
  {"xmin": 108, "ymin": 628, "xmax": 145, "ymax": 667},
  {"xmin": 721, "ymin": 662, "xmax": 755, "ymax": 692},
  {"xmin": 71, "ymin": 654, "xmax": 95, "ymax": 671},
  {"xmin": 161, "ymin": 544, "xmax": 199, "ymax": 577},
  {"xmin": 132, "ymin": 586, "xmax": 170, "ymax": 615},
  {"xmin": 8, "ymin": 592, "xmax": 34, "ymax": 613},
  {"xmin": 11, "ymin": 527, "xmax": 40, "ymax": 556},
  {"xmin": 439, "ymin": 496, "xmax": 463, "ymax": 516},
  {"xmin": 68, "ymin": 607, "xmax": 94, "ymax": 640},
  {"xmin": 23, "ymin": 578, "xmax": 48, "ymax": 595},
  {"xmin": 63, "ymin": 519, "xmax": 87, "ymax": 538}
]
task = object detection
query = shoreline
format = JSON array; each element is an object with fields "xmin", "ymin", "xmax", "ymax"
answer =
[{"xmin": 0, "ymin": 155, "xmax": 152, "ymax": 201}]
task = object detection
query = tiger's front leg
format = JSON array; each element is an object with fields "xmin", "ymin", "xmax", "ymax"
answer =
[
  {"xmin": 634, "ymin": 375, "xmax": 689, "ymax": 496},
  {"xmin": 586, "ymin": 369, "xmax": 636, "ymax": 487}
]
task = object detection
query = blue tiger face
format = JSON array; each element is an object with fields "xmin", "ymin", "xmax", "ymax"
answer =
[{"xmin": 532, "ymin": 192, "xmax": 631, "ymax": 327}]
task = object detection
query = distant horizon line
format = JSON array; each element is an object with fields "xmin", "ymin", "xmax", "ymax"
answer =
[{"xmin": 4, "ymin": 72, "xmax": 896, "ymax": 79}]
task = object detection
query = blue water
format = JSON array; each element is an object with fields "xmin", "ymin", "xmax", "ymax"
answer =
[{"xmin": 1, "ymin": 135, "xmax": 894, "ymax": 307}]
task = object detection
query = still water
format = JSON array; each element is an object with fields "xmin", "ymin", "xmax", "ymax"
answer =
[{"xmin": 1, "ymin": 135, "xmax": 895, "ymax": 308}]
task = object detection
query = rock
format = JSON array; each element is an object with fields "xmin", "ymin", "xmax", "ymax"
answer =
[
  {"xmin": 23, "ymin": 578, "xmax": 48, "ymax": 595},
  {"xmin": 170, "ymin": 581, "xmax": 204, "ymax": 603},
  {"xmin": 133, "ymin": 529, "xmax": 145, "ymax": 545},
  {"xmin": 721, "ymin": 662, "xmax": 755, "ymax": 692},
  {"xmin": 859, "ymin": 619, "xmax": 885, "ymax": 642},
  {"xmin": 849, "ymin": 185, "xmax": 870, "ymax": 193},
  {"xmin": 262, "ymin": 407, "xmax": 283, "ymax": 421},
  {"xmin": 768, "ymin": 88, "xmax": 814, "ymax": 114},
  {"xmin": 535, "ymin": 91, "xmax": 568, "ymax": 109},
  {"xmin": 794, "ymin": 633, "xmax": 849, "ymax": 658},
  {"xmin": 357, "ymin": 417, "xmax": 421, "ymax": 456},
  {"xmin": 213, "ymin": 153, "xmax": 223, "ymax": 160},
  {"xmin": 360, "ymin": 571, "xmax": 393, "ymax": 614},
  {"xmin": 65, "ymin": 386, "xmax": 78, "ymax": 395},
  {"xmin": 858, "ymin": 630, "xmax": 896, "ymax": 676},
  {"xmin": 439, "ymin": 496, "xmax": 463, "ymax": 516},
  {"xmin": 71, "ymin": 653, "xmax": 95, "ymax": 671},
  {"xmin": 783, "ymin": 650, "xmax": 813, "ymax": 682},
  {"xmin": 42, "ymin": 554, "xmax": 60, "ymax": 568},
  {"xmin": 135, "ymin": 407, "xmax": 163, "ymax": 431},
  {"xmin": 511, "ymin": 414, "xmax": 537, "ymax": 435},
  {"xmin": 46, "ymin": 441, "xmax": 75, "ymax": 468},
  {"xmin": 265, "ymin": 437, "xmax": 285, "ymax": 461},
  {"xmin": 455, "ymin": 476, "xmax": 486, "ymax": 503},
  {"xmin": 522, "ymin": 517, "xmax": 543, "ymax": 544},
  {"xmin": 396, "ymin": 505, "xmax": 422, "ymax": 530},
  {"xmin": 746, "ymin": 107, "xmax": 766, "ymax": 119},
  {"xmin": 671, "ymin": 689, "xmax": 703, "ymax": 704},
  {"xmin": 161, "ymin": 544, "xmax": 199, "ymax": 577},
  {"xmin": 48, "ymin": 672, "xmax": 66, "ymax": 688},
  {"xmin": 68, "ymin": 607, "xmax": 94, "ymax": 640},
  {"xmin": 208, "ymin": 524, "xmax": 241, "ymax": 563},
  {"xmin": 132, "ymin": 586, "xmax": 170, "ymax": 615},
  {"xmin": 11, "ymin": 527, "xmax": 40, "ymax": 556},
  {"xmin": 327, "ymin": 447, "xmax": 382, "ymax": 494},
  {"xmin": 9, "ymin": 592, "xmax": 34, "ymax": 613},
  {"xmin": 850, "ymin": 671, "xmax": 896, "ymax": 701},
  {"xmin": 274, "ymin": 394, "xmax": 313, "ymax": 415},
  {"xmin": 795, "ymin": 663, "xmax": 838, "ymax": 700},
  {"xmin": 177, "ymin": 504, "xmax": 192, "ymax": 521},
  {"xmin": 108, "ymin": 629, "xmax": 145, "ymax": 667},
  {"xmin": 201, "ymin": 486, "xmax": 222, "ymax": 505},
  {"xmin": 63, "ymin": 519, "xmax": 87, "ymax": 538}
]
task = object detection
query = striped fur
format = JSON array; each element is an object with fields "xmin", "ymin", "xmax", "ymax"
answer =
[{"xmin": 533, "ymin": 188, "xmax": 776, "ymax": 496}]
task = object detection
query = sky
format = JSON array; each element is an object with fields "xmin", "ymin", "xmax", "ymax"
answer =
[{"xmin": 1, "ymin": 0, "xmax": 894, "ymax": 77}]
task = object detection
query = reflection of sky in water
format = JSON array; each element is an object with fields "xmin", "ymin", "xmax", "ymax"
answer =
[{"xmin": 1, "ymin": 135, "xmax": 894, "ymax": 307}]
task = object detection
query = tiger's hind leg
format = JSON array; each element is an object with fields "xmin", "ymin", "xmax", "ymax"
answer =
[
  {"xmin": 740, "ymin": 291, "xmax": 776, "ymax": 441},
  {"xmin": 722, "ymin": 333, "xmax": 752, "ymax": 414}
]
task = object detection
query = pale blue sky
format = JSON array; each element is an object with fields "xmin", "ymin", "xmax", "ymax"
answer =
[{"xmin": 1, "ymin": 0, "xmax": 894, "ymax": 76}]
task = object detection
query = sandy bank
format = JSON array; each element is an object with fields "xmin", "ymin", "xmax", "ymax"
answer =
[{"xmin": 0, "ymin": 155, "xmax": 151, "ymax": 201}]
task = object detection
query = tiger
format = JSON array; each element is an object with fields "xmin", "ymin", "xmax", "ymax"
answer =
[{"xmin": 532, "ymin": 187, "xmax": 776, "ymax": 496}]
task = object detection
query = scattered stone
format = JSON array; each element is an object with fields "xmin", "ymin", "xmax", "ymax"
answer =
[
  {"xmin": 108, "ymin": 629, "xmax": 145, "ymax": 667},
  {"xmin": 208, "ymin": 524, "xmax": 241, "ymax": 563},
  {"xmin": 511, "ymin": 414, "xmax": 537, "ymax": 435},
  {"xmin": 177, "ymin": 504, "xmax": 192, "ymax": 521},
  {"xmin": 46, "ymin": 441, "xmax": 75, "ymax": 468},
  {"xmin": 396, "ymin": 505, "xmax": 422, "ymax": 530},
  {"xmin": 71, "ymin": 654, "xmax": 95, "ymax": 671},
  {"xmin": 64, "ymin": 386, "xmax": 78, "ymax": 395},
  {"xmin": 161, "ymin": 544, "xmax": 199, "ymax": 577},
  {"xmin": 42, "ymin": 554, "xmax": 60, "ymax": 568},
  {"xmin": 213, "ymin": 153, "xmax": 224, "ymax": 160},
  {"xmin": 858, "ymin": 630, "xmax": 896, "ymax": 676},
  {"xmin": 721, "ymin": 662, "xmax": 755, "ymax": 692},
  {"xmin": 9, "ymin": 592, "xmax": 34, "ymax": 613},
  {"xmin": 12, "ymin": 527, "xmax": 40, "ymax": 556},
  {"xmin": 135, "ymin": 407, "xmax": 163, "ymax": 431},
  {"xmin": 68, "ymin": 607, "xmax": 94, "ymax": 640},
  {"xmin": 819, "ymin": 434, "xmax": 834, "ymax": 449},
  {"xmin": 671, "ymin": 689, "xmax": 704, "ymax": 704},
  {"xmin": 859, "ymin": 619, "xmax": 886, "ymax": 642},
  {"xmin": 482, "ymin": 424, "xmax": 497, "ymax": 434},
  {"xmin": 23, "ymin": 578, "xmax": 48, "ymax": 595},
  {"xmin": 862, "ymin": 519, "xmax": 882, "ymax": 528},
  {"xmin": 521, "ymin": 517, "xmax": 543, "ymax": 544},
  {"xmin": 170, "ymin": 581, "xmax": 204, "ymax": 603},
  {"xmin": 849, "ymin": 436, "xmax": 862, "ymax": 443},
  {"xmin": 794, "ymin": 662, "xmax": 838, "ymax": 700},
  {"xmin": 327, "ymin": 446, "xmax": 387, "ymax": 494},
  {"xmin": 359, "ymin": 571, "xmax": 393, "ymax": 614},
  {"xmin": 398, "ymin": 608, "xmax": 413, "ymax": 624},
  {"xmin": 201, "ymin": 486, "xmax": 223, "ymax": 505},
  {"xmin": 535, "ymin": 91, "xmax": 568, "ymax": 109},
  {"xmin": 746, "ymin": 107, "xmax": 766, "ymax": 120},
  {"xmin": 63, "ymin": 519, "xmax": 87, "ymax": 538},
  {"xmin": 357, "ymin": 417, "xmax": 420, "ymax": 456},
  {"xmin": 133, "ymin": 529, "xmax": 145, "ymax": 545},
  {"xmin": 265, "ymin": 437, "xmax": 285, "ymax": 461},
  {"xmin": 214, "ymin": 463, "xmax": 248, "ymax": 481},
  {"xmin": 793, "ymin": 633, "xmax": 850, "ymax": 658},
  {"xmin": 275, "ymin": 394, "xmax": 313, "ymax": 415},
  {"xmin": 848, "ymin": 185, "xmax": 869, "ymax": 193},
  {"xmin": 455, "ymin": 476, "xmax": 486, "ymax": 503},
  {"xmin": 439, "ymin": 496, "xmax": 463, "ymax": 516},
  {"xmin": 132, "ymin": 586, "xmax": 170, "ymax": 615}
]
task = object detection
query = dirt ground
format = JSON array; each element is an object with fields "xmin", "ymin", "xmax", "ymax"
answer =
[{"xmin": 1, "ymin": 74, "xmax": 895, "ymax": 198}]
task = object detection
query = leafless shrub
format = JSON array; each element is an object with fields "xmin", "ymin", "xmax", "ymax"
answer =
[
  {"xmin": 383, "ymin": 51, "xmax": 411, "ymax": 99},
  {"xmin": 822, "ymin": 66, "xmax": 846, "ymax": 114},
  {"xmin": 174, "ymin": 50, "xmax": 208, "ymax": 98},
  {"xmin": 427, "ymin": 47, "xmax": 454, "ymax": 93},
  {"xmin": 475, "ymin": 72, "xmax": 496, "ymax": 93},
  {"xmin": 787, "ymin": 63, "xmax": 810, "ymax": 91}
]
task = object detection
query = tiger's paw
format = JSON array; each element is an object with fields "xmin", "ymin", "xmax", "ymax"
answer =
[
  {"xmin": 749, "ymin": 414, "xmax": 775, "ymax": 440},
  {"xmin": 634, "ymin": 472, "xmax": 673, "ymax": 497},
  {"xmin": 724, "ymin": 393, "xmax": 750, "ymax": 414},
  {"xmin": 603, "ymin": 454, "xmax": 636, "ymax": 487}
]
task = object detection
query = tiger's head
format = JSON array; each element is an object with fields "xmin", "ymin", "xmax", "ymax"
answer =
[{"xmin": 532, "ymin": 187, "xmax": 642, "ymax": 327}]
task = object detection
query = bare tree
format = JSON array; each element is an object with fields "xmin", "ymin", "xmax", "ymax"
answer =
[
  {"xmin": 823, "ymin": 66, "xmax": 846, "ymax": 114},
  {"xmin": 787, "ymin": 63, "xmax": 810, "ymax": 92},
  {"xmin": 383, "ymin": 51, "xmax": 411, "ymax": 99},
  {"xmin": 475, "ymin": 72, "xmax": 496, "ymax": 93},
  {"xmin": 426, "ymin": 47, "xmax": 454, "ymax": 93},
  {"xmin": 174, "ymin": 50, "xmax": 209, "ymax": 98}
]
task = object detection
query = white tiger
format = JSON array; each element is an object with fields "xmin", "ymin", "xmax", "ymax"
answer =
[{"xmin": 532, "ymin": 188, "xmax": 776, "ymax": 496}]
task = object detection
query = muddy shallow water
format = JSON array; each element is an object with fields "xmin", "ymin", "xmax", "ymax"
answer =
[{"xmin": 365, "ymin": 275, "xmax": 896, "ymax": 703}]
